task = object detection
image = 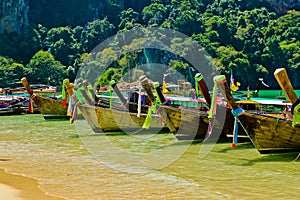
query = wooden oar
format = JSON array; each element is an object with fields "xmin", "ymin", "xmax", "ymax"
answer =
[
  {"xmin": 21, "ymin": 77, "xmax": 34, "ymax": 97},
  {"xmin": 274, "ymin": 68, "xmax": 298, "ymax": 104},
  {"xmin": 195, "ymin": 73, "xmax": 211, "ymax": 107}
]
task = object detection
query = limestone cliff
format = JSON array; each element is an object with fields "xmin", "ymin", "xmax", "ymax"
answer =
[
  {"xmin": 0, "ymin": 0, "xmax": 299, "ymax": 33},
  {"xmin": 265, "ymin": 0, "xmax": 300, "ymax": 14},
  {"xmin": 0, "ymin": 0, "xmax": 106, "ymax": 33},
  {"xmin": 0, "ymin": 0, "xmax": 29, "ymax": 33}
]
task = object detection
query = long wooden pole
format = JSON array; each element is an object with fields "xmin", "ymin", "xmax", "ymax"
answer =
[
  {"xmin": 140, "ymin": 76, "xmax": 176, "ymax": 133},
  {"xmin": 153, "ymin": 82, "xmax": 167, "ymax": 104},
  {"xmin": 110, "ymin": 80, "xmax": 127, "ymax": 105},
  {"xmin": 274, "ymin": 68, "xmax": 298, "ymax": 104},
  {"xmin": 139, "ymin": 76, "xmax": 155, "ymax": 102},
  {"xmin": 21, "ymin": 77, "xmax": 34, "ymax": 97},
  {"xmin": 84, "ymin": 81, "xmax": 99, "ymax": 103},
  {"xmin": 81, "ymin": 81, "xmax": 94, "ymax": 105},
  {"xmin": 214, "ymin": 75, "xmax": 239, "ymax": 110},
  {"xmin": 195, "ymin": 73, "xmax": 211, "ymax": 107}
]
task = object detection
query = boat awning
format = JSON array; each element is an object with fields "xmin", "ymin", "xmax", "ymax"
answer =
[
  {"xmin": 252, "ymin": 98, "xmax": 292, "ymax": 106},
  {"xmin": 165, "ymin": 95, "xmax": 206, "ymax": 103},
  {"xmin": 236, "ymin": 99, "xmax": 259, "ymax": 104}
]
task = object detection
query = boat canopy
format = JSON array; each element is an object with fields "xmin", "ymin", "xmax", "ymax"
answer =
[{"xmin": 236, "ymin": 99, "xmax": 259, "ymax": 104}]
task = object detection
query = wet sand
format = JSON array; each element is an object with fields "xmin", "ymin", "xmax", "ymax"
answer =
[{"xmin": 0, "ymin": 169, "xmax": 63, "ymax": 200}]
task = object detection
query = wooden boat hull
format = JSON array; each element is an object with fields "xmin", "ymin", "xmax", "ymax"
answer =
[
  {"xmin": 78, "ymin": 104, "xmax": 166, "ymax": 133},
  {"xmin": 32, "ymin": 95, "xmax": 68, "ymax": 120},
  {"xmin": 157, "ymin": 105, "xmax": 233, "ymax": 140},
  {"xmin": 238, "ymin": 112, "xmax": 300, "ymax": 153},
  {"xmin": 0, "ymin": 107, "xmax": 25, "ymax": 115}
]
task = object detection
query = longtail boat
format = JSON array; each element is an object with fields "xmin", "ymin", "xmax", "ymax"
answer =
[
  {"xmin": 21, "ymin": 77, "xmax": 70, "ymax": 120},
  {"xmin": 64, "ymin": 80, "xmax": 166, "ymax": 133},
  {"xmin": 0, "ymin": 95, "xmax": 27, "ymax": 115},
  {"xmin": 0, "ymin": 106, "xmax": 24, "ymax": 116},
  {"xmin": 140, "ymin": 74, "xmax": 233, "ymax": 140},
  {"xmin": 214, "ymin": 69, "xmax": 300, "ymax": 153}
]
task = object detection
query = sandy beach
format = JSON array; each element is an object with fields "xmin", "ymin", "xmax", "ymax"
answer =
[
  {"xmin": 0, "ymin": 183, "xmax": 23, "ymax": 200},
  {"xmin": 0, "ymin": 169, "xmax": 63, "ymax": 200}
]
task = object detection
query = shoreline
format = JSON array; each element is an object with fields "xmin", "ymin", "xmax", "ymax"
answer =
[{"xmin": 0, "ymin": 168, "xmax": 63, "ymax": 200}]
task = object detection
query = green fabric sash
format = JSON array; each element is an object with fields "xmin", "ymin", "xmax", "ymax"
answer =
[
  {"xmin": 209, "ymin": 75, "xmax": 225, "ymax": 119},
  {"xmin": 292, "ymin": 103, "xmax": 300, "ymax": 127},
  {"xmin": 194, "ymin": 73, "xmax": 203, "ymax": 98},
  {"xmin": 62, "ymin": 79, "xmax": 69, "ymax": 106},
  {"xmin": 142, "ymin": 82, "xmax": 161, "ymax": 129},
  {"xmin": 109, "ymin": 80, "xmax": 116, "ymax": 110}
]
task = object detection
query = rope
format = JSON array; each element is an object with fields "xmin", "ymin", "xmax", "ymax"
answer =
[
  {"xmin": 236, "ymin": 117, "xmax": 257, "ymax": 149},
  {"xmin": 293, "ymin": 153, "xmax": 300, "ymax": 162}
]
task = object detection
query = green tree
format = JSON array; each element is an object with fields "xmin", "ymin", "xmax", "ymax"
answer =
[
  {"xmin": 0, "ymin": 56, "xmax": 28, "ymax": 87},
  {"xmin": 119, "ymin": 8, "xmax": 140, "ymax": 29},
  {"xmin": 86, "ymin": 18, "xmax": 116, "ymax": 51},
  {"xmin": 45, "ymin": 26, "xmax": 80, "ymax": 66},
  {"xmin": 27, "ymin": 50, "xmax": 66, "ymax": 85},
  {"xmin": 142, "ymin": 2, "xmax": 168, "ymax": 26}
]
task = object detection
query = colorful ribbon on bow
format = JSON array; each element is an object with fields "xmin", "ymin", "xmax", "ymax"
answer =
[
  {"xmin": 62, "ymin": 79, "xmax": 70, "ymax": 106},
  {"xmin": 292, "ymin": 99, "xmax": 300, "ymax": 127},
  {"xmin": 109, "ymin": 80, "xmax": 116, "ymax": 110},
  {"xmin": 142, "ymin": 82, "xmax": 162, "ymax": 129},
  {"xmin": 194, "ymin": 73, "xmax": 203, "ymax": 98}
]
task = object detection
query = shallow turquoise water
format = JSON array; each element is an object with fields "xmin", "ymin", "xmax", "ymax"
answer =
[{"xmin": 0, "ymin": 114, "xmax": 299, "ymax": 199}]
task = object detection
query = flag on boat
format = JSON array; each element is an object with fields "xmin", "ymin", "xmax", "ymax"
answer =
[
  {"xmin": 230, "ymin": 70, "xmax": 240, "ymax": 92},
  {"xmin": 162, "ymin": 73, "xmax": 169, "ymax": 93}
]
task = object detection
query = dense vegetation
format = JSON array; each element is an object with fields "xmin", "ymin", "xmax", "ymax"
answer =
[{"xmin": 0, "ymin": 0, "xmax": 299, "ymax": 90}]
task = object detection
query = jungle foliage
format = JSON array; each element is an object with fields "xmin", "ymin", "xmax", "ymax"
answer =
[{"xmin": 0, "ymin": 0, "xmax": 299, "ymax": 89}]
